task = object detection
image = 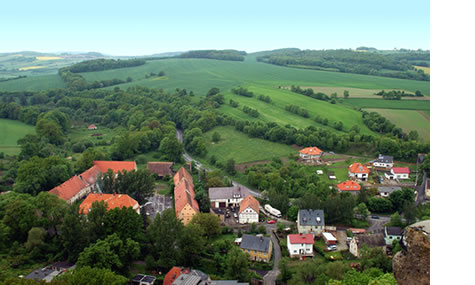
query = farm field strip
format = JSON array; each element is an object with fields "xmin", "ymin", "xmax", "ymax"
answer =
[
  {"xmin": 364, "ymin": 108, "xmax": 430, "ymax": 141},
  {"xmin": 344, "ymin": 98, "xmax": 430, "ymax": 110}
]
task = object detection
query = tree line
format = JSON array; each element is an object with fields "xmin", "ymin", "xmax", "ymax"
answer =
[
  {"xmin": 178, "ymin": 50, "xmax": 246, "ymax": 61},
  {"xmin": 68, "ymin": 58, "xmax": 146, "ymax": 73}
]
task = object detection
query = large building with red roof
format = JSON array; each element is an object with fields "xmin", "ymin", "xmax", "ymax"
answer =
[
  {"xmin": 348, "ymin": 163, "xmax": 370, "ymax": 181},
  {"xmin": 49, "ymin": 176, "xmax": 93, "ymax": 204},
  {"xmin": 173, "ymin": 167, "xmax": 199, "ymax": 225},
  {"xmin": 287, "ymin": 233, "xmax": 314, "ymax": 259},
  {"xmin": 79, "ymin": 193, "xmax": 139, "ymax": 214},
  {"xmin": 336, "ymin": 180, "xmax": 361, "ymax": 192},
  {"xmin": 299, "ymin": 146, "xmax": 323, "ymax": 161}
]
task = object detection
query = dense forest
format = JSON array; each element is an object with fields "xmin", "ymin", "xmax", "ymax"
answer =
[
  {"xmin": 68, "ymin": 58, "xmax": 146, "ymax": 73},
  {"xmin": 257, "ymin": 49, "xmax": 430, "ymax": 81},
  {"xmin": 178, "ymin": 50, "xmax": 246, "ymax": 61}
]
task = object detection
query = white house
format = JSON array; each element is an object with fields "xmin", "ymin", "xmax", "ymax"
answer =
[
  {"xmin": 384, "ymin": 226, "xmax": 403, "ymax": 245},
  {"xmin": 348, "ymin": 163, "xmax": 370, "ymax": 181},
  {"xmin": 299, "ymin": 147, "xmax": 323, "ymax": 161},
  {"xmin": 287, "ymin": 234, "xmax": 314, "ymax": 259},
  {"xmin": 209, "ymin": 186, "xmax": 249, "ymax": 208},
  {"xmin": 377, "ymin": 186, "xmax": 402, "ymax": 198},
  {"xmin": 239, "ymin": 196, "xmax": 259, "ymax": 224},
  {"xmin": 372, "ymin": 154, "xmax": 394, "ymax": 169},
  {"xmin": 385, "ymin": 167, "xmax": 410, "ymax": 180},
  {"xmin": 297, "ymin": 209, "xmax": 325, "ymax": 235}
]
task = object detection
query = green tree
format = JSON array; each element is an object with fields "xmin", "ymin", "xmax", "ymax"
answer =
[
  {"xmin": 344, "ymin": 90, "xmax": 350, "ymax": 98},
  {"xmin": 355, "ymin": 203, "xmax": 370, "ymax": 220},
  {"xmin": 60, "ymin": 203, "xmax": 89, "ymax": 262},
  {"xmin": 35, "ymin": 118, "xmax": 65, "ymax": 145},
  {"xmin": 212, "ymin": 131, "xmax": 221, "ymax": 143},
  {"xmin": 226, "ymin": 158, "xmax": 236, "ymax": 175},
  {"xmin": 159, "ymin": 136, "xmax": 183, "ymax": 162},
  {"xmin": 225, "ymin": 247, "xmax": 250, "ymax": 281},
  {"xmin": 179, "ymin": 223, "xmax": 206, "ymax": 267},
  {"xmin": 207, "ymin": 87, "xmax": 220, "ymax": 96},
  {"xmin": 389, "ymin": 212, "xmax": 404, "ymax": 227},
  {"xmin": 190, "ymin": 213, "xmax": 222, "ymax": 239},
  {"xmin": 76, "ymin": 148, "xmax": 106, "ymax": 173},
  {"xmin": 58, "ymin": 266, "xmax": 128, "ymax": 285}
]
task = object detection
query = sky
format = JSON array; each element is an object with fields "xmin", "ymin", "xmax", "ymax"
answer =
[{"xmin": 0, "ymin": 0, "xmax": 430, "ymax": 56}]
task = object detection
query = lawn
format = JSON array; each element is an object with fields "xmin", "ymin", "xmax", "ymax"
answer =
[
  {"xmin": 0, "ymin": 119, "xmax": 35, "ymax": 155},
  {"xmin": 344, "ymin": 98, "xmax": 430, "ymax": 111},
  {"xmin": 203, "ymin": 126, "xmax": 296, "ymax": 164},
  {"xmin": 364, "ymin": 108, "xmax": 430, "ymax": 142},
  {"xmin": 68, "ymin": 125, "xmax": 119, "ymax": 145}
]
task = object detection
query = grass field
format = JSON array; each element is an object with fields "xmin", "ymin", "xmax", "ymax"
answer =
[
  {"xmin": 203, "ymin": 126, "xmax": 296, "ymax": 164},
  {"xmin": 68, "ymin": 125, "xmax": 118, "ymax": 145},
  {"xmin": 219, "ymin": 85, "xmax": 375, "ymax": 135},
  {"xmin": 296, "ymin": 86, "xmax": 429, "ymax": 99},
  {"xmin": 364, "ymin": 108, "xmax": 430, "ymax": 141},
  {"xmin": 344, "ymin": 98, "xmax": 430, "ymax": 110},
  {"xmin": 0, "ymin": 119, "xmax": 35, "ymax": 155},
  {"xmin": 0, "ymin": 74, "xmax": 65, "ymax": 91}
]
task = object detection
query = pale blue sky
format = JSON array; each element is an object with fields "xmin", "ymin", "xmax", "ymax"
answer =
[{"xmin": 0, "ymin": 0, "xmax": 430, "ymax": 56}]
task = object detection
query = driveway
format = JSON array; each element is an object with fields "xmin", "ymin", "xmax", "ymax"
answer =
[{"xmin": 367, "ymin": 215, "xmax": 390, "ymax": 234}]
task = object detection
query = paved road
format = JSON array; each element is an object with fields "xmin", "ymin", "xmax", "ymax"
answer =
[
  {"xmin": 177, "ymin": 129, "xmax": 262, "ymax": 198},
  {"xmin": 263, "ymin": 224, "xmax": 281, "ymax": 285},
  {"xmin": 367, "ymin": 215, "xmax": 391, "ymax": 234}
]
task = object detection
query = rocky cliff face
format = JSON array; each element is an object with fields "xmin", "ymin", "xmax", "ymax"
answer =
[{"xmin": 393, "ymin": 221, "xmax": 430, "ymax": 285}]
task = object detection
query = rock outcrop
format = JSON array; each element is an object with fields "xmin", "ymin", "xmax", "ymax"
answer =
[{"xmin": 393, "ymin": 220, "xmax": 430, "ymax": 285}]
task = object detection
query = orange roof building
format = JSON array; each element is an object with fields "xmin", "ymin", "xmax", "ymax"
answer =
[
  {"xmin": 337, "ymin": 180, "xmax": 361, "ymax": 192},
  {"xmin": 79, "ymin": 193, "xmax": 139, "ymax": 214},
  {"xmin": 93, "ymin": 160, "xmax": 137, "ymax": 174},
  {"xmin": 163, "ymin": 267, "xmax": 184, "ymax": 285},
  {"xmin": 348, "ymin": 163, "xmax": 370, "ymax": 181},
  {"xmin": 49, "ymin": 176, "xmax": 93, "ymax": 204},
  {"xmin": 299, "ymin": 147, "xmax": 323, "ymax": 161},
  {"xmin": 239, "ymin": 195, "xmax": 260, "ymax": 224},
  {"xmin": 173, "ymin": 167, "xmax": 199, "ymax": 225}
]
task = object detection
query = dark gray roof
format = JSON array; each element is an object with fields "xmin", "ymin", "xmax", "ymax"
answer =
[
  {"xmin": 376, "ymin": 154, "xmax": 393, "ymax": 164},
  {"xmin": 385, "ymin": 226, "xmax": 403, "ymax": 236},
  {"xmin": 24, "ymin": 267, "xmax": 55, "ymax": 281},
  {"xmin": 211, "ymin": 208, "xmax": 225, "ymax": 215},
  {"xmin": 298, "ymin": 209, "xmax": 325, "ymax": 227},
  {"xmin": 356, "ymin": 233, "xmax": 386, "ymax": 248},
  {"xmin": 132, "ymin": 274, "xmax": 156, "ymax": 284},
  {"xmin": 209, "ymin": 186, "xmax": 249, "ymax": 200},
  {"xmin": 240, "ymin": 234, "xmax": 271, "ymax": 252},
  {"xmin": 377, "ymin": 186, "xmax": 402, "ymax": 193}
]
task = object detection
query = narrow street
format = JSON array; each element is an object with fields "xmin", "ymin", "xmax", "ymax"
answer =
[{"xmin": 263, "ymin": 224, "xmax": 281, "ymax": 285}]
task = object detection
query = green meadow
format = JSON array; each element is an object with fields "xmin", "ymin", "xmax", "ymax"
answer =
[
  {"xmin": 344, "ymin": 98, "xmax": 430, "ymax": 110},
  {"xmin": 0, "ymin": 74, "xmax": 65, "ymax": 91},
  {"xmin": 0, "ymin": 119, "xmax": 35, "ymax": 155},
  {"xmin": 203, "ymin": 126, "xmax": 296, "ymax": 164}
]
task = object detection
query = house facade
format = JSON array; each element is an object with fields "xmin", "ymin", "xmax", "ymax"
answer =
[
  {"xmin": 299, "ymin": 147, "xmax": 323, "ymax": 161},
  {"xmin": 349, "ymin": 233, "xmax": 386, "ymax": 257},
  {"xmin": 239, "ymin": 195, "xmax": 259, "ymax": 224},
  {"xmin": 372, "ymin": 154, "xmax": 394, "ymax": 169},
  {"xmin": 209, "ymin": 186, "xmax": 249, "ymax": 208},
  {"xmin": 240, "ymin": 234, "xmax": 273, "ymax": 262},
  {"xmin": 297, "ymin": 209, "xmax": 325, "ymax": 235},
  {"xmin": 49, "ymin": 176, "xmax": 93, "ymax": 204},
  {"xmin": 384, "ymin": 226, "xmax": 403, "ymax": 245},
  {"xmin": 348, "ymin": 163, "xmax": 370, "ymax": 181},
  {"xmin": 287, "ymin": 234, "xmax": 314, "ymax": 258}
]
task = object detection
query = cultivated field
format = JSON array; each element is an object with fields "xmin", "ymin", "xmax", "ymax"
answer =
[
  {"xmin": 344, "ymin": 98, "xmax": 430, "ymax": 111},
  {"xmin": 293, "ymin": 86, "xmax": 429, "ymax": 99},
  {"xmin": 203, "ymin": 126, "xmax": 296, "ymax": 164},
  {"xmin": 414, "ymin": 65, "xmax": 430, "ymax": 75},
  {"xmin": 0, "ymin": 119, "xmax": 35, "ymax": 155},
  {"xmin": 364, "ymin": 108, "xmax": 430, "ymax": 141}
]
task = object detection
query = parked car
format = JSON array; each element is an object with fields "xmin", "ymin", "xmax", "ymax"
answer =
[
  {"xmin": 327, "ymin": 245, "xmax": 337, "ymax": 251},
  {"xmin": 267, "ymin": 220, "xmax": 276, "ymax": 224},
  {"xmin": 233, "ymin": 213, "xmax": 238, "ymax": 218},
  {"xmin": 346, "ymin": 237, "xmax": 353, "ymax": 242},
  {"xmin": 371, "ymin": 215, "xmax": 380, "ymax": 219}
]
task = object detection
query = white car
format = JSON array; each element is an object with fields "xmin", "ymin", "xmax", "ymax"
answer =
[{"xmin": 327, "ymin": 245, "xmax": 337, "ymax": 251}]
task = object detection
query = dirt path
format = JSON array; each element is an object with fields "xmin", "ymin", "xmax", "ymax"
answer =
[{"xmin": 418, "ymin": 111, "xmax": 430, "ymax": 121}]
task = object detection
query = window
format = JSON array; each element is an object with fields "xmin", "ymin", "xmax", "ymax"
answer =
[{"xmin": 294, "ymin": 250, "xmax": 297, "ymax": 253}]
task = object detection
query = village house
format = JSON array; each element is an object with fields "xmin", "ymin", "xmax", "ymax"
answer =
[
  {"xmin": 336, "ymin": 180, "xmax": 361, "ymax": 193},
  {"xmin": 147, "ymin": 161, "xmax": 174, "ymax": 178},
  {"xmin": 48, "ymin": 176, "xmax": 93, "ymax": 204},
  {"xmin": 349, "ymin": 233, "xmax": 386, "ymax": 257},
  {"xmin": 385, "ymin": 167, "xmax": 410, "ymax": 180},
  {"xmin": 348, "ymin": 163, "xmax": 370, "ymax": 181},
  {"xmin": 239, "ymin": 234, "xmax": 273, "ymax": 262},
  {"xmin": 371, "ymin": 154, "xmax": 394, "ymax": 169},
  {"xmin": 79, "ymin": 193, "xmax": 140, "ymax": 214},
  {"xmin": 299, "ymin": 146, "xmax": 323, "ymax": 161},
  {"xmin": 239, "ymin": 195, "xmax": 259, "ymax": 224},
  {"xmin": 384, "ymin": 226, "xmax": 403, "ymax": 245},
  {"xmin": 208, "ymin": 186, "xmax": 249, "ymax": 208},
  {"xmin": 287, "ymin": 233, "xmax": 314, "ymax": 259},
  {"xmin": 24, "ymin": 262, "xmax": 75, "ymax": 282},
  {"xmin": 163, "ymin": 267, "xmax": 248, "ymax": 285},
  {"xmin": 174, "ymin": 167, "xmax": 199, "ymax": 225},
  {"xmin": 297, "ymin": 209, "xmax": 325, "ymax": 235},
  {"xmin": 88, "ymin": 124, "xmax": 97, "ymax": 130},
  {"xmin": 80, "ymin": 160, "xmax": 138, "ymax": 186},
  {"xmin": 377, "ymin": 186, "xmax": 402, "ymax": 198}
]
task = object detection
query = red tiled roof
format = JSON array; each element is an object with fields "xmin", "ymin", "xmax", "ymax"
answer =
[
  {"xmin": 348, "ymin": 163, "xmax": 370, "ymax": 174},
  {"xmin": 79, "ymin": 193, "xmax": 139, "ymax": 214},
  {"xmin": 49, "ymin": 176, "xmax": 89, "ymax": 202},
  {"xmin": 349, "ymin": 228, "xmax": 367, "ymax": 234},
  {"xmin": 173, "ymin": 167, "xmax": 194, "ymax": 187},
  {"xmin": 337, "ymin": 181, "xmax": 361, "ymax": 191},
  {"xmin": 174, "ymin": 191, "xmax": 199, "ymax": 216},
  {"xmin": 392, "ymin": 167, "xmax": 410, "ymax": 174},
  {"xmin": 88, "ymin": 124, "xmax": 97, "ymax": 129},
  {"xmin": 79, "ymin": 165, "xmax": 102, "ymax": 185},
  {"xmin": 163, "ymin": 267, "xmax": 183, "ymax": 285},
  {"xmin": 288, "ymin": 233, "xmax": 314, "ymax": 244},
  {"xmin": 240, "ymin": 195, "xmax": 260, "ymax": 213},
  {"xmin": 299, "ymin": 147, "xmax": 323, "ymax": 155},
  {"xmin": 174, "ymin": 179, "xmax": 196, "ymax": 200},
  {"xmin": 147, "ymin": 162, "xmax": 174, "ymax": 177},
  {"xmin": 93, "ymin": 161, "xmax": 137, "ymax": 174}
]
